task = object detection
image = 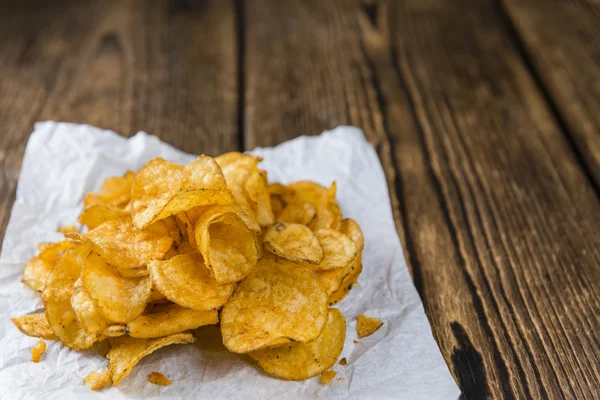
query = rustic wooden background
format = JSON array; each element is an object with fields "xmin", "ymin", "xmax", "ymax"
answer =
[{"xmin": 1, "ymin": 0, "xmax": 599, "ymax": 398}]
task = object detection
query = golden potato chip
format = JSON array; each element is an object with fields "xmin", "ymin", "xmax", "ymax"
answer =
[
  {"xmin": 268, "ymin": 183, "xmax": 288, "ymax": 217},
  {"xmin": 283, "ymin": 181, "xmax": 327, "ymax": 206},
  {"xmin": 57, "ymin": 224, "xmax": 78, "ymax": 234},
  {"xmin": 328, "ymin": 258, "xmax": 362, "ymax": 306},
  {"xmin": 246, "ymin": 168, "xmax": 274, "ymax": 227},
  {"xmin": 221, "ymin": 257, "xmax": 329, "ymax": 353},
  {"xmin": 84, "ymin": 369, "xmax": 111, "ymax": 390},
  {"xmin": 78, "ymin": 204, "xmax": 128, "ymax": 230},
  {"xmin": 42, "ymin": 244, "xmax": 104, "ymax": 349},
  {"xmin": 249, "ymin": 308, "xmax": 346, "ymax": 380},
  {"xmin": 263, "ymin": 222, "xmax": 324, "ymax": 265},
  {"xmin": 71, "ymin": 277, "xmax": 112, "ymax": 334},
  {"xmin": 82, "ymin": 253, "xmax": 153, "ymax": 323},
  {"xmin": 37, "ymin": 242, "xmax": 53, "ymax": 252},
  {"xmin": 320, "ymin": 370, "xmax": 337, "ymax": 385},
  {"xmin": 310, "ymin": 183, "xmax": 342, "ymax": 231},
  {"xmin": 66, "ymin": 215, "xmax": 173, "ymax": 270},
  {"xmin": 314, "ymin": 229, "xmax": 357, "ymax": 270},
  {"xmin": 149, "ymin": 253, "xmax": 235, "ymax": 311},
  {"xmin": 11, "ymin": 313, "xmax": 56, "ymax": 339},
  {"xmin": 194, "ymin": 205, "xmax": 260, "ymax": 284},
  {"xmin": 23, "ymin": 241, "xmax": 75, "ymax": 292},
  {"xmin": 357, "ymin": 315, "xmax": 383, "ymax": 338},
  {"xmin": 148, "ymin": 285, "xmax": 167, "ymax": 303},
  {"xmin": 277, "ymin": 201, "xmax": 317, "ymax": 225},
  {"xmin": 107, "ymin": 333, "xmax": 195, "ymax": 386},
  {"xmin": 131, "ymin": 157, "xmax": 233, "ymax": 229},
  {"xmin": 148, "ymin": 371, "xmax": 172, "ymax": 386},
  {"xmin": 340, "ymin": 218, "xmax": 364, "ymax": 252},
  {"xmin": 31, "ymin": 339, "xmax": 46, "ymax": 363},
  {"xmin": 119, "ymin": 303, "xmax": 218, "ymax": 338},
  {"xmin": 116, "ymin": 266, "xmax": 149, "ymax": 278},
  {"xmin": 318, "ymin": 266, "xmax": 351, "ymax": 295},
  {"xmin": 84, "ymin": 171, "xmax": 135, "ymax": 210}
]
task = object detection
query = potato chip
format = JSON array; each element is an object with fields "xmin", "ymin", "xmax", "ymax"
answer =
[
  {"xmin": 84, "ymin": 171, "xmax": 135, "ymax": 210},
  {"xmin": 268, "ymin": 183, "xmax": 288, "ymax": 217},
  {"xmin": 82, "ymin": 252, "xmax": 152, "ymax": 323},
  {"xmin": 31, "ymin": 339, "xmax": 46, "ymax": 363},
  {"xmin": 119, "ymin": 303, "xmax": 218, "ymax": 338},
  {"xmin": 23, "ymin": 241, "xmax": 75, "ymax": 292},
  {"xmin": 246, "ymin": 168, "xmax": 274, "ymax": 227},
  {"xmin": 107, "ymin": 333, "xmax": 195, "ymax": 386},
  {"xmin": 149, "ymin": 253, "xmax": 235, "ymax": 311},
  {"xmin": 320, "ymin": 370, "xmax": 337, "ymax": 385},
  {"xmin": 71, "ymin": 277, "xmax": 112, "ymax": 334},
  {"xmin": 57, "ymin": 224, "xmax": 78, "ymax": 234},
  {"xmin": 221, "ymin": 257, "xmax": 329, "ymax": 353},
  {"xmin": 249, "ymin": 308, "xmax": 346, "ymax": 380},
  {"xmin": 263, "ymin": 222, "xmax": 324, "ymax": 265},
  {"xmin": 277, "ymin": 201, "xmax": 317, "ymax": 225},
  {"xmin": 357, "ymin": 315, "xmax": 383, "ymax": 338},
  {"xmin": 340, "ymin": 218, "xmax": 364, "ymax": 252},
  {"xmin": 194, "ymin": 205, "xmax": 260, "ymax": 284},
  {"xmin": 148, "ymin": 285, "xmax": 167, "ymax": 303},
  {"xmin": 328, "ymin": 258, "xmax": 362, "ymax": 306},
  {"xmin": 318, "ymin": 266, "xmax": 351, "ymax": 295},
  {"xmin": 78, "ymin": 204, "xmax": 128, "ymax": 230},
  {"xmin": 66, "ymin": 215, "xmax": 173, "ymax": 270},
  {"xmin": 116, "ymin": 266, "xmax": 149, "ymax": 278},
  {"xmin": 283, "ymin": 181, "xmax": 327, "ymax": 206},
  {"xmin": 310, "ymin": 183, "xmax": 342, "ymax": 231},
  {"xmin": 314, "ymin": 229, "xmax": 357, "ymax": 270},
  {"xmin": 42, "ymin": 244, "xmax": 104, "ymax": 349},
  {"xmin": 148, "ymin": 371, "xmax": 172, "ymax": 386},
  {"xmin": 131, "ymin": 157, "xmax": 233, "ymax": 229},
  {"xmin": 84, "ymin": 369, "xmax": 111, "ymax": 390},
  {"xmin": 11, "ymin": 313, "xmax": 56, "ymax": 339}
]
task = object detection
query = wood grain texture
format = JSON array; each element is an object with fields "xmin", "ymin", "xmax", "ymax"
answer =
[
  {"xmin": 502, "ymin": 0, "xmax": 600, "ymax": 187},
  {"xmin": 0, "ymin": 0, "xmax": 239, "ymax": 248}
]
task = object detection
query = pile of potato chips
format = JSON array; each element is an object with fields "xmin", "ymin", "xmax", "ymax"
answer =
[{"xmin": 11, "ymin": 153, "xmax": 364, "ymax": 388}]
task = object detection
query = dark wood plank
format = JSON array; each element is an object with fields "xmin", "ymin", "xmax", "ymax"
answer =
[
  {"xmin": 244, "ymin": 0, "xmax": 600, "ymax": 398},
  {"xmin": 502, "ymin": 0, "xmax": 600, "ymax": 188},
  {"xmin": 0, "ymin": 0, "xmax": 239, "ymax": 248}
]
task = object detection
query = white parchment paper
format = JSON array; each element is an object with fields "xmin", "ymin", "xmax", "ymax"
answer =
[{"xmin": 0, "ymin": 122, "xmax": 460, "ymax": 400}]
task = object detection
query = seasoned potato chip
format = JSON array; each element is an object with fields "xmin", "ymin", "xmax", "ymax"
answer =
[
  {"xmin": 11, "ymin": 313, "xmax": 56, "ymax": 339},
  {"xmin": 310, "ymin": 183, "xmax": 342, "ymax": 231},
  {"xmin": 357, "ymin": 314, "xmax": 383, "ymax": 338},
  {"xmin": 119, "ymin": 303, "xmax": 218, "ymax": 338},
  {"xmin": 340, "ymin": 218, "xmax": 364, "ymax": 252},
  {"xmin": 318, "ymin": 266, "xmax": 351, "ymax": 295},
  {"xmin": 31, "ymin": 339, "xmax": 46, "ymax": 363},
  {"xmin": 149, "ymin": 253, "xmax": 235, "ymax": 311},
  {"xmin": 283, "ymin": 181, "xmax": 327, "ymax": 206},
  {"xmin": 246, "ymin": 168, "xmax": 274, "ymax": 227},
  {"xmin": 131, "ymin": 157, "xmax": 233, "ymax": 229},
  {"xmin": 23, "ymin": 241, "xmax": 75, "ymax": 292},
  {"xmin": 84, "ymin": 171, "xmax": 135, "ymax": 210},
  {"xmin": 314, "ymin": 229, "xmax": 357, "ymax": 270},
  {"xmin": 148, "ymin": 371, "xmax": 172, "ymax": 386},
  {"xmin": 194, "ymin": 205, "xmax": 260, "ymax": 284},
  {"xmin": 263, "ymin": 222, "xmax": 324, "ymax": 265},
  {"xmin": 66, "ymin": 215, "xmax": 173, "ymax": 270},
  {"xmin": 42, "ymin": 244, "xmax": 104, "ymax": 349},
  {"xmin": 320, "ymin": 370, "xmax": 337, "ymax": 385},
  {"xmin": 277, "ymin": 202, "xmax": 317, "ymax": 225},
  {"xmin": 78, "ymin": 204, "xmax": 128, "ymax": 230},
  {"xmin": 57, "ymin": 224, "xmax": 78, "ymax": 234},
  {"xmin": 107, "ymin": 333, "xmax": 195, "ymax": 386},
  {"xmin": 249, "ymin": 309, "xmax": 346, "ymax": 380},
  {"xmin": 221, "ymin": 257, "xmax": 329, "ymax": 353},
  {"xmin": 328, "ymin": 258, "xmax": 362, "ymax": 306},
  {"xmin": 71, "ymin": 277, "xmax": 112, "ymax": 334},
  {"xmin": 84, "ymin": 369, "xmax": 111, "ymax": 390},
  {"xmin": 82, "ymin": 253, "xmax": 152, "ymax": 323}
]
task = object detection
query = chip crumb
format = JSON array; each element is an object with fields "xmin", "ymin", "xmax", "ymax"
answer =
[
  {"xmin": 356, "ymin": 314, "xmax": 383, "ymax": 338},
  {"xmin": 84, "ymin": 369, "xmax": 111, "ymax": 391},
  {"xmin": 31, "ymin": 339, "xmax": 46, "ymax": 362},
  {"xmin": 57, "ymin": 224, "xmax": 78, "ymax": 233},
  {"xmin": 339, "ymin": 357, "xmax": 347, "ymax": 366},
  {"xmin": 353, "ymin": 340, "xmax": 359, "ymax": 344},
  {"xmin": 337, "ymin": 377, "xmax": 345, "ymax": 381},
  {"xmin": 148, "ymin": 371, "xmax": 172, "ymax": 386},
  {"xmin": 320, "ymin": 370, "xmax": 337, "ymax": 385}
]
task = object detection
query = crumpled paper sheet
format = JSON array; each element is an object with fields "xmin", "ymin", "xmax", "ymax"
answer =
[{"xmin": 0, "ymin": 122, "xmax": 460, "ymax": 400}]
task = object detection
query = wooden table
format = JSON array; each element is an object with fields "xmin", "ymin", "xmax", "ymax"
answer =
[{"xmin": 1, "ymin": 0, "xmax": 599, "ymax": 398}]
